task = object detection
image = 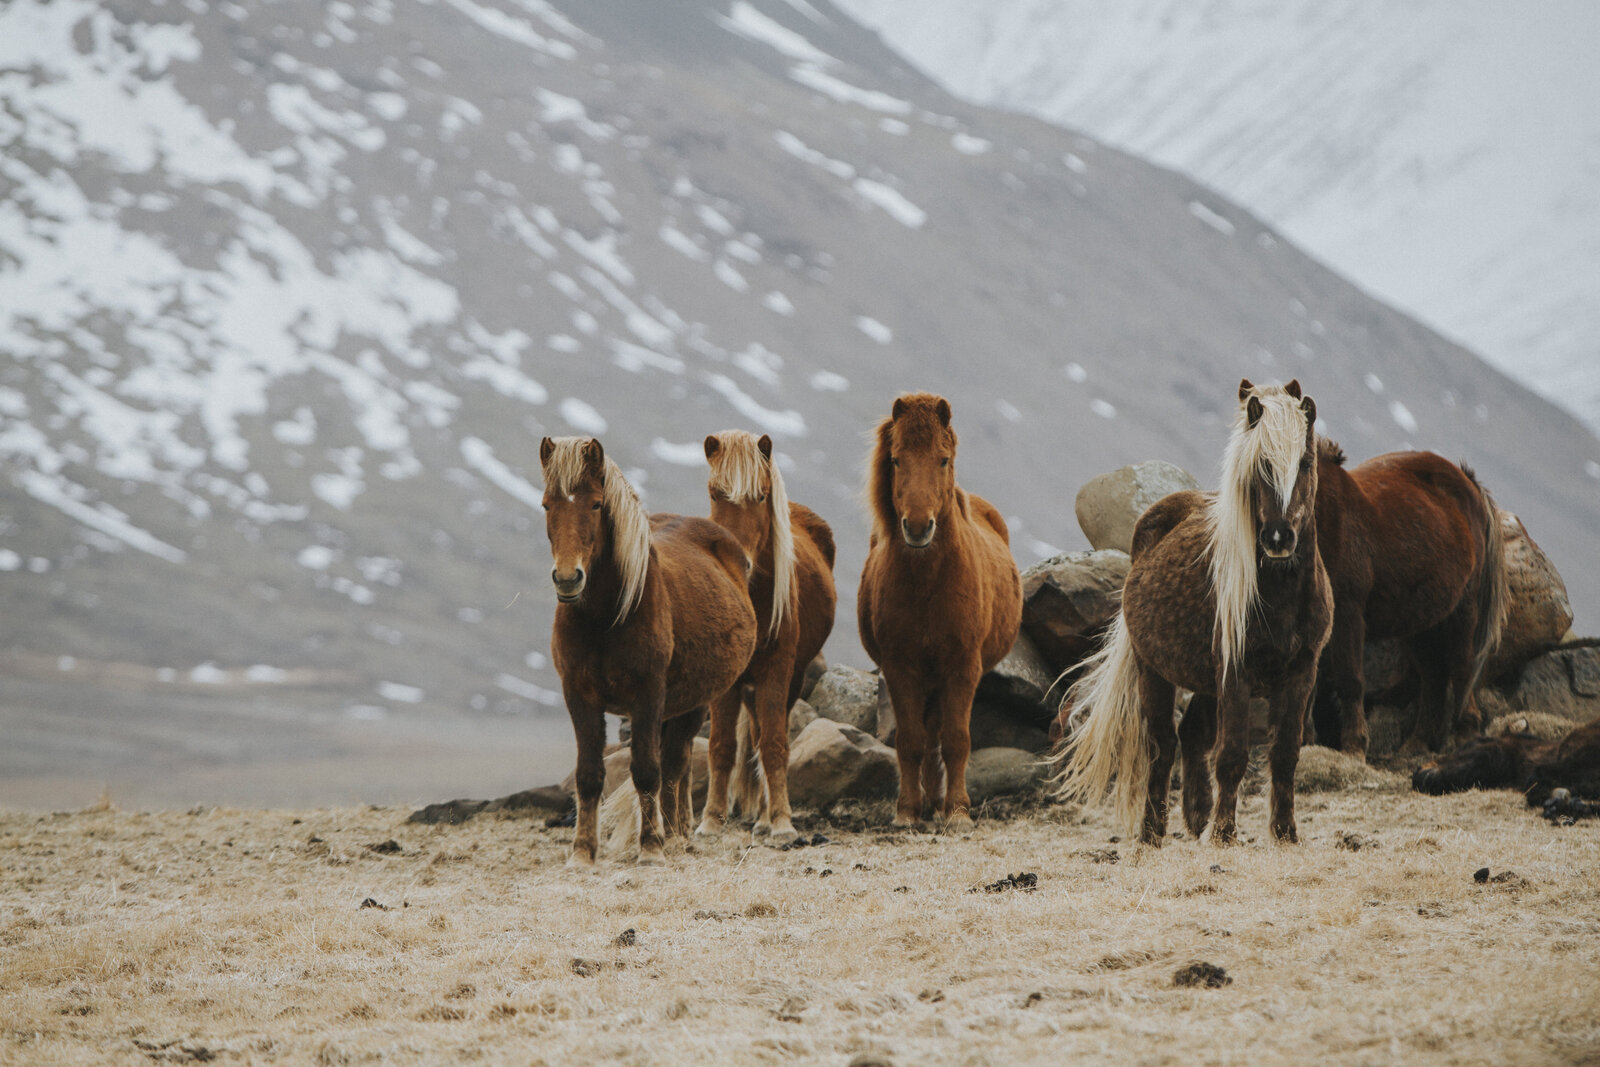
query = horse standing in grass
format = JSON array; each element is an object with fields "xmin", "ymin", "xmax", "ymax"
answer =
[
  {"xmin": 1052, "ymin": 381, "xmax": 1332, "ymax": 846},
  {"xmin": 695, "ymin": 431, "xmax": 837, "ymax": 845},
  {"xmin": 1310, "ymin": 444, "xmax": 1507, "ymax": 757},
  {"xmin": 540, "ymin": 436, "xmax": 756, "ymax": 866},
  {"xmin": 858, "ymin": 394, "xmax": 1022, "ymax": 831}
]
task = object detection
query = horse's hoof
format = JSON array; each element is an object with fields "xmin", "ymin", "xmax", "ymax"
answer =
[
  {"xmin": 1274, "ymin": 826, "xmax": 1300, "ymax": 845},
  {"xmin": 1340, "ymin": 743, "xmax": 1369, "ymax": 761},
  {"xmin": 565, "ymin": 851, "xmax": 597, "ymax": 869},
  {"xmin": 637, "ymin": 848, "xmax": 667, "ymax": 867},
  {"xmin": 943, "ymin": 813, "xmax": 974, "ymax": 834},
  {"xmin": 694, "ymin": 818, "xmax": 723, "ymax": 838},
  {"xmin": 752, "ymin": 821, "xmax": 773, "ymax": 837},
  {"xmin": 892, "ymin": 813, "xmax": 920, "ymax": 828},
  {"xmin": 1398, "ymin": 737, "xmax": 1431, "ymax": 759},
  {"xmin": 766, "ymin": 826, "xmax": 798, "ymax": 847}
]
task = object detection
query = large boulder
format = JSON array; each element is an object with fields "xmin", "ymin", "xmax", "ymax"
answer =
[
  {"xmin": 1495, "ymin": 642, "xmax": 1600, "ymax": 724},
  {"xmin": 559, "ymin": 739, "xmax": 710, "ymax": 806},
  {"xmin": 1074, "ymin": 462, "xmax": 1200, "ymax": 555},
  {"xmin": 1019, "ymin": 549, "xmax": 1131, "ymax": 676},
  {"xmin": 807, "ymin": 665, "xmax": 879, "ymax": 735},
  {"xmin": 965, "ymin": 747, "xmax": 1049, "ymax": 802},
  {"xmin": 786, "ymin": 719, "xmax": 898, "ymax": 808},
  {"xmin": 1488, "ymin": 510, "xmax": 1573, "ymax": 679},
  {"xmin": 969, "ymin": 702, "xmax": 1052, "ymax": 753},
  {"xmin": 788, "ymin": 697, "xmax": 819, "ymax": 740},
  {"xmin": 974, "ymin": 633, "xmax": 1058, "ymax": 728}
]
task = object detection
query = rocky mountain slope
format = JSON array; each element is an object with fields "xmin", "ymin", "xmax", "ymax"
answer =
[
  {"xmin": 2, "ymin": 0, "xmax": 1596, "ymax": 806},
  {"xmin": 835, "ymin": 0, "xmax": 1600, "ymax": 434}
]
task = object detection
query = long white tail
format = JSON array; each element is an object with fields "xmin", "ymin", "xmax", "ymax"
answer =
[
  {"xmin": 597, "ymin": 783, "xmax": 654, "ymax": 861},
  {"xmin": 729, "ymin": 707, "xmax": 768, "ymax": 821},
  {"xmin": 1046, "ymin": 612, "xmax": 1152, "ymax": 835}
]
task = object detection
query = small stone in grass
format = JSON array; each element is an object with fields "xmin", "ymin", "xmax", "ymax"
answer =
[
  {"xmin": 570, "ymin": 958, "xmax": 605, "ymax": 977},
  {"xmin": 744, "ymin": 902, "xmax": 777, "ymax": 918},
  {"xmin": 612, "ymin": 928, "xmax": 638, "ymax": 947},
  {"xmin": 1173, "ymin": 961, "xmax": 1232, "ymax": 988},
  {"xmin": 358, "ymin": 897, "xmax": 388, "ymax": 911},
  {"xmin": 366, "ymin": 839, "xmax": 403, "ymax": 855}
]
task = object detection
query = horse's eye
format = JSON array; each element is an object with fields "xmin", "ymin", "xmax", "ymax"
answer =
[
  {"xmin": 939, "ymin": 457, "xmax": 949, "ymax": 468},
  {"xmin": 1299, "ymin": 457, "xmax": 1312, "ymax": 473},
  {"xmin": 890, "ymin": 457, "xmax": 899, "ymax": 468},
  {"xmin": 756, "ymin": 493, "xmax": 767, "ymax": 502},
  {"xmin": 591, "ymin": 500, "xmax": 602, "ymax": 511}
]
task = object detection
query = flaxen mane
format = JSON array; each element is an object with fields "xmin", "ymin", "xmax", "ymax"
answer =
[
  {"xmin": 708, "ymin": 430, "xmax": 794, "ymax": 636},
  {"xmin": 541, "ymin": 436, "xmax": 651, "ymax": 626},
  {"xmin": 1206, "ymin": 386, "xmax": 1311, "ymax": 678}
]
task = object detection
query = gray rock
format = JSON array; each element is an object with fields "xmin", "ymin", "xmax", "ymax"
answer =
[
  {"xmin": 969, "ymin": 700, "xmax": 1053, "ymax": 753},
  {"xmin": 1019, "ymin": 549, "xmax": 1131, "ymax": 676},
  {"xmin": 965, "ymin": 747, "xmax": 1049, "ymax": 802},
  {"xmin": 788, "ymin": 697, "xmax": 818, "ymax": 740},
  {"xmin": 1488, "ymin": 510, "xmax": 1574, "ymax": 679},
  {"xmin": 560, "ymin": 739, "xmax": 709, "ymax": 807},
  {"xmin": 808, "ymin": 665, "xmax": 880, "ymax": 735},
  {"xmin": 786, "ymin": 719, "xmax": 898, "ymax": 808},
  {"xmin": 1074, "ymin": 462, "xmax": 1201, "ymax": 555},
  {"xmin": 1497, "ymin": 642, "xmax": 1600, "ymax": 724},
  {"xmin": 975, "ymin": 633, "xmax": 1059, "ymax": 729}
]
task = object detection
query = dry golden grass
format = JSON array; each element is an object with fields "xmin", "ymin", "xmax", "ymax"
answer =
[{"xmin": 2, "ymin": 781, "xmax": 1598, "ymax": 1065}]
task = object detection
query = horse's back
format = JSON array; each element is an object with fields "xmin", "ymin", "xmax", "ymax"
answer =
[
  {"xmin": 966, "ymin": 491, "xmax": 1010, "ymax": 547},
  {"xmin": 1130, "ymin": 490, "xmax": 1207, "ymax": 561},
  {"xmin": 647, "ymin": 513, "xmax": 758, "ymax": 711},
  {"xmin": 964, "ymin": 491, "xmax": 1023, "ymax": 671},
  {"xmin": 1122, "ymin": 507, "xmax": 1217, "ymax": 694},
  {"xmin": 791, "ymin": 503, "xmax": 836, "ymax": 570}
]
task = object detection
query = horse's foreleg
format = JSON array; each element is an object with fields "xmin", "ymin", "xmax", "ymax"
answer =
[
  {"xmin": 628, "ymin": 688, "xmax": 668, "ymax": 865},
  {"xmin": 920, "ymin": 701, "xmax": 946, "ymax": 822},
  {"xmin": 750, "ymin": 657, "xmax": 797, "ymax": 844},
  {"xmin": 1140, "ymin": 670, "xmax": 1178, "ymax": 846},
  {"xmin": 934, "ymin": 666, "xmax": 983, "ymax": 833},
  {"xmin": 881, "ymin": 665, "xmax": 928, "ymax": 827},
  {"xmin": 1317, "ymin": 609, "xmax": 1369, "ymax": 758},
  {"xmin": 1178, "ymin": 692, "xmax": 1216, "ymax": 840},
  {"xmin": 566, "ymin": 697, "xmax": 606, "ymax": 868},
  {"xmin": 1208, "ymin": 678, "xmax": 1251, "ymax": 846},
  {"xmin": 696, "ymin": 688, "xmax": 743, "ymax": 837},
  {"xmin": 1267, "ymin": 663, "xmax": 1315, "ymax": 843}
]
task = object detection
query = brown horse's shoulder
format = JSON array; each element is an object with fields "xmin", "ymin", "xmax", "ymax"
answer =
[
  {"xmin": 1130, "ymin": 490, "xmax": 1205, "ymax": 561},
  {"xmin": 964, "ymin": 490, "xmax": 1011, "ymax": 546}
]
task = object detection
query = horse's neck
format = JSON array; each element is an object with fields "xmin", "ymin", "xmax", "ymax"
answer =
[
  {"xmin": 569, "ymin": 527, "xmax": 634, "ymax": 628},
  {"xmin": 1253, "ymin": 523, "xmax": 1321, "ymax": 608}
]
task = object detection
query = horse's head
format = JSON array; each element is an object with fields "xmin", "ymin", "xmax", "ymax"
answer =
[
  {"xmin": 704, "ymin": 430, "xmax": 775, "ymax": 556},
  {"xmin": 540, "ymin": 435, "xmax": 608, "ymax": 602},
  {"xmin": 880, "ymin": 393, "xmax": 957, "ymax": 549},
  {"xmin": 1237, "ymin": 378, "xmax": 1318, "ymax": 563}
]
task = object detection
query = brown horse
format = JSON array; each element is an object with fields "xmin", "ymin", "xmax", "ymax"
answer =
[
  {"xmin": 540, "ymin": 436, "xmax": 756, "ymax": 866},
  {"xmin": 1412, "ymin": 717, "xmax": 1600, "ymax": 806},
  {"xmin": 1051, "ymin": 380, "xmax": 1333, "ymax": 846},
  {"xmin": 694, "ymin": 431, "xmax": 837, "ymax": 845},
  {"xmin": 1310, "ymin": 444, "xmax": 1507, "ymax": 756},
  {"xmin": 858, "ymin": 393, "xmax": 1022, "ymax": 831}
]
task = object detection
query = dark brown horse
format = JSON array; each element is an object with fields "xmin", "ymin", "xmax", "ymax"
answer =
[
  {"xmin": 1052, "ymin": 380, "xmax": 1333, "ymax": 846},
  {"xmin": 858, "ymin": 394, "xmax": 1022, "ymax": 831},
  {"xmin": 695, "ymin": 430, "xmax": 837, "ymax": 845},
  {"xmin": 1412, "ymin": 717, "xmax": 1600, "ymax": 807},
  {"xmin": 1310, "ymin": 444, "xmax": 1507, "ymax": 756},
  {"xmin": 540, "ymin": 436, "xmax": 756, "ymax": 866}
]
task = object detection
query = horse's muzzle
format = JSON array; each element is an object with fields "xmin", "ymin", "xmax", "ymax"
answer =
[
  {"xmin": 552, "ymin": 566, "xmax": 586, "ymax": 602},
  {"xmin": 900, "ymin": 517, "xmax": 936, "ymax": 549},
  {"xmin": 1259, "ymin": 521, "xmax": 1296, "ymax": 560}
]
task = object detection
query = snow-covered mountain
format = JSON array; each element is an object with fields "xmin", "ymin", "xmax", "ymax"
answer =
[
  {"xmin": 834, "ymin": 0, "xmax": 1600, "ymax": 435},
  {"xmin": 2, "ymin": 0, "xmax": 1596, "ymax": 807}
]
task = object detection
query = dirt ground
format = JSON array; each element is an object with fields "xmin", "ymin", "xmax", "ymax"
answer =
[{"xmin": 2, "ymin": 770, "xmax": 1598, "ymax": 1066}]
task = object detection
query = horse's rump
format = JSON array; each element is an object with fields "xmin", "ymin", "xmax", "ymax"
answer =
[{"xmin": 792, "ymin": 503, "xmax": 836, "ymax": 570}]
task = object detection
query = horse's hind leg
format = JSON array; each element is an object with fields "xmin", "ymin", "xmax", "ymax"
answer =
[
  {"xmin": 1315, "ymin": 610, "xmax": 1369, "ymax": 758},
  {"xmin": 1401, "ymin": 622, "xmax": 1467, "ymax": 756},
  {"xmin": 660, "ymin": 709, "xmax": 702, "ymax": 840},
  {"xmin": 1208, "ymin": 679, "xmax": 1251, "ymax": 845},
  {"xmin": 1267, "ymin": 663, "xmax": 1315, "ymax": 843},
  {"xmin": 881, "ymin": 665, "xmax": 928, "ymax": 826},
  {"xmin": 1179, "ymin": 692, "xmax": 1216, "ymax": 840},
  {"xmin": 696, "ymin": 688, "xmax": 743, "ymax": 837},
  {"xmin": 627, "ymin": 691, "xmax": 668, "ymax": 865},
  {"xmin": 751, "ymin": 658, "xmax": 798, "ymax": 844},
  {"xmin": 1140, "ymin": 669, "xmax": 1178, "ymax": 846}
]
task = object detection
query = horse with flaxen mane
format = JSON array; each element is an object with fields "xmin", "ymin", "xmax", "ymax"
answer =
[
  {"xmin": 858, "ymin": 393, "xmax": 1022, "ymax": 831},
  {"xmin": 1310, "ymin": 443, "xmax": 1507, "ymax": 756},
  {"xmin": 694, "ymin": 430, "xmax": 837, "ymax": 845},
  {"xmin": 1051, "ymin": 380, "xmax": 1332, "ymax": 846},
  {"xmin": 539, "ymin": 436, "xmax": 756, "ymax": 866}
]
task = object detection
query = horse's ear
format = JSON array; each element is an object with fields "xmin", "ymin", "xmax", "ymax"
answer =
[
  {"xmin": 1301, "ymin": 395, "xmax": 1316, "ymax": 426},
  {"xmin": 1285, "ymin": 379, "xmax": 1302, "ymax": 400},
  {"xmin": 581, "ymin": 437, "xmax": 605, "ymax": 473},
  {"xmin": 704, "ymin": 435, "xmax": 721, "ymax": 461},
  {"xmin": 1246, "ymin": 395, "xmax": 1264, "ymax": 428},
  {"xmin": 891, "ymin": 396, "xmax": 908, "ymax": 421},
  {"xmin": 1238, "ymin": 378, "xmax": 1255, "ymax": 403},
  {"xmin": 935, "ymin": 397, "xmax": 951, "ymax": 427},
  {"xmin": 539, "ymin": 436, "xmax": 555, "ymax": 467},
  {"xmin": 757, "ymin": 433, "xmax": 772, "ymax": 460}
]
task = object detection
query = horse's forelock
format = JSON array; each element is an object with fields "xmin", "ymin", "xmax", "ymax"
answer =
[{"xmin": 889, "ymin": 394, "xmax": 956, "ymax": 453}]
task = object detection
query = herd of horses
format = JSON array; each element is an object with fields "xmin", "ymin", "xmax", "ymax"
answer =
[{"xmin": 539, "ymin": 381, "xmax": 1518, "ymax": 866}]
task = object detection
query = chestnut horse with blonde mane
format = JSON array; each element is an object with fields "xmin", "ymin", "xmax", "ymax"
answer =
[
  {"xmin": 858, "ymin": 394, "xmax": 1022, "ymax": 831},
  {"xmin": 1052, "ymin": 381, "xmax": 1333, "ymax": 846},
  {"xmin": 1310, "ymin": 443, "xmax": 1506, "ymax": 757},
  {"xmin": 695, "ymin": 431, "xmax": 837, "ymax": 845},
  {"xmin": 540, "ymin": 436, "xmax": 756, "ymax": 866}
]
